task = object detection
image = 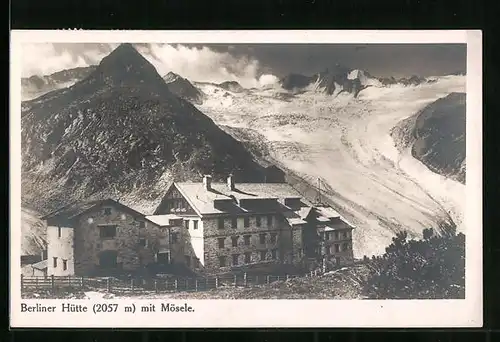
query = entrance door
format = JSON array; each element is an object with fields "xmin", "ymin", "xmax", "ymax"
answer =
[{"xmin": 99, "ymin": 250, "xmax": 118, "ymax": 269}]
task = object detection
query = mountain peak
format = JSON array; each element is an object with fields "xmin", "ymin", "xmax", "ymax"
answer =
[
  {"xmin": 91, "ymin": 43, "xmax": 164, "ymax": 87},
  {"xmin": 163, "ymin": 71, "xmax": 182, "ymax": 83}
]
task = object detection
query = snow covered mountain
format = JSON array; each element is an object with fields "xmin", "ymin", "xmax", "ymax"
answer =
[
  {"xmin": 21, "ymin": 66, "xmax": 96, "ymax": 101},
  {"xmin": 20, "ymin": 49, "xmax": 466, "ymax": 259},
  {"xmin": 194, "ymin": 74, "xmax": 466, "ymax": 258},
  {"xmin": 21, "ymin": 44, "xmax": 267, "ymax": 215},
  {"xmin": 163, "ymin": 71, "xmax": 206, "ymax": 105}
]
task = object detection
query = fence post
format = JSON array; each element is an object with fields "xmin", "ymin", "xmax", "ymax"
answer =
[
  {"xmin": 277, "ymin": 275, "xmax": 281, "ymax": 282},
  {"xmin": 106, "ymin": 278, "xmax": 111, "ymax": 292},
  {"xmin": 244, "ymin": 273, "xmax": 247, "ymax": 287},
  {"xmin": 81, "ymin": 276, "xmax": 84, "ymax": 288},
  {"xmin": 131, "ymin": 279, "xmax": 134, "ymax": 293},
  {"xmin": 51, "ymin": 275, "xmax": 55, "ymax": 292},
  {"xmin": 154, "ymin": 280, "xmax": 158, "ymax": 294},
  {"xmin": 21, "ymin": 274, "xmax": 24, "ymax": 290},
  {"xmin": 255, "ymin": 275, "xmax": 259, "ymax": 285},
  {"xmin": 195, "ymin": 279, "xmax": 198, "ymax": 292},
  {"xmin": 215, "ymin": 276, "xmax": 219, "ymax": 288},
  {"xmin": 266, "ymin": 275, "xmax": 270, "ymax": 284},
  {"xmin": 234, "ymin": 274, "xmax": 237, "ymax": 287},
  {"xmin": 35, "ymin": 276, "xmax": 38, "ymax": 289},
  {"xmin": 286, "ymin": 274, "xmax": 289, "ymax": 282},
  {"xmin": 68, "ymin": 275, "xmax": 71, "ymax": 287},
  {"xmin": 174, "ymin": 279, "xmax": 178, "ymax": 291}
]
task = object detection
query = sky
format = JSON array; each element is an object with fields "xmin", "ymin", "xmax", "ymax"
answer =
[{"xmin": 21, "ymin": 43, "xmax": 467, "ymax": 88}]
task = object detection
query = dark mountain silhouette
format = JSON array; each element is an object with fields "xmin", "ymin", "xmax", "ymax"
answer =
[
  {"xmin": 391, "ymin": 92, "xmax": 466, "ymax": 184},
  {"xmin": 21, "ymin": 43, "xmax": 267, "ymax": 213},
  {"xmin": 218, "ymin": 81, "xmax": 245, "ymax": 93},
  {"xmin": 21, "ymin": 66, "xmax": 97, "ymax": 101},
  {"xmin": 163, "ymin": 71, "xmax": 206, "ymax": 105},
  {"xmin": 279, "ymin": 65, "xmax": 375, "ymax": 97}
]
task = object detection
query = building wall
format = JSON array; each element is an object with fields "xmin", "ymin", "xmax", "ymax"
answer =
[
  {"xmin": 322, "ymin": 228, "xmax": 355, "ymax": 267},
  {"xmin": 201, "ymin": 214, "xmax": 286, "ymax": 272},
  {"xmin": 182, "ymin": 217, "xmax": 204, "ymax": 269},
  {"xmin": 72, "ymin": 204, "xmax": 159, "ymax": 276},
  {"xmin": 47, "ymin": 225, "xmax": 74, "ymax": 276}
]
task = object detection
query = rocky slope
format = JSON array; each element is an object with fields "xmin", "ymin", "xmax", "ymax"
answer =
[
  {"xmin": 390, "ymin": 92, "xmax": 466, "ymax": 184},
  {"xmin": 163, "ymin": 72, "xmax": 206, "ymax": 105},
  {"xmin": 21, "ymin": 44, "xmax": 267, "ymax": 215},
  {"xmin": 21, "ymin": 66, "xmax": 96, "ymax": 101}
]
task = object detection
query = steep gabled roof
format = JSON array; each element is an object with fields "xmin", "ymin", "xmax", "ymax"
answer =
[
  {"xmin": 167, "ymin": 182, "xmax": 312, "ymax": 216},
  {"xmin": 42, "ymin": 198, "xmax": 151, "ymax": 225}
]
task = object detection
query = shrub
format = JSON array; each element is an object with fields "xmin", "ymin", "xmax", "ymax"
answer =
[{"xmin": 363, "ymin": 224, "xmax": 465, "ymax": 299}]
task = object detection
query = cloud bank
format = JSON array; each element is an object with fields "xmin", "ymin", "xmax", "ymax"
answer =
[{"xmin": 21, "ymin": 43, "xmax": 279, "ymax": 88}]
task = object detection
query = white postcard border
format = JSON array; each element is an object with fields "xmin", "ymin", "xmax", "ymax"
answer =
[{"xmin": 10, "ymin": 30, "xmax": 483, "ymax": 328}]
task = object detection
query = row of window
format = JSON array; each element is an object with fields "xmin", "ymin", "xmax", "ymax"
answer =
[
  {"xmin": 217, "ymin": 215, "xmax": 273, "ymax": 230},
  {"xmin": 52, "ymin": 257, "xmax": 68, "ymax": 271},
  {"xmin": 219, "ymin": 249, "xmax": 279, "ymax": 267},
  {"xmin": 323, "ymin": 242, "xmax": 351, "ymax": 254},
  {"xmin": 184, "ymin": 220, "xmax": 199, "ymax": 230},
  {"xmin": 320, "ymin": 230, "xmax": 350, "ymax": 241},
  {"xmin": 218, "ymin": 232, "xmax": 278, "ymax": 249}
]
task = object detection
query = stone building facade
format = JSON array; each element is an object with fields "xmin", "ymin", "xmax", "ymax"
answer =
[
  {"xmin": 41, "ymin": 176, "xmax": 355, "ymax": 277},
  {"xmin": 43, "ymin": 199, "xmax": 165, "ymax": 277}
]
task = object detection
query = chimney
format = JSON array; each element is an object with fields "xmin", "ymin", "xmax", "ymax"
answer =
[
  {"xmin": 227, "ymin": 174, "xmax": 235, "ymax": 191},
  {"xmin": 203, "ymin": 175, "xmax": 212, "ymax": 191}
]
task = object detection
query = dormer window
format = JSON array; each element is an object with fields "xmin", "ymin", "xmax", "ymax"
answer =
[{"xmin": 104, "ymin": 208, "xmax": 112, "ymax": 216}]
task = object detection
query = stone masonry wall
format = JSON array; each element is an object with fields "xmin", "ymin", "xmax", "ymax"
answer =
[
  {"xmin": 73, "ymin": 203, "xmax": 158, "ymax": 276},
  {"xmin": 202, "ymin": 214, "xmax": 288, "ymax": 272}
]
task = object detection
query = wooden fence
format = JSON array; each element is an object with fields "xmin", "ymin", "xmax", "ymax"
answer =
[{"xmin": 21, "ymin": 269, "xmax": 323, "ymax": 294}]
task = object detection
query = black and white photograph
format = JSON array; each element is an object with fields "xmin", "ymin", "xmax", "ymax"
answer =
[{"xmin": 10, "ymin": 30, "xmax": 482, "ymax": 328}]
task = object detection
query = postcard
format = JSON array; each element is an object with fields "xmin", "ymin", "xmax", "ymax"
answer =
[{"xmin": 10, "ymin": 29, "xmax": 482, "ymax": 328}]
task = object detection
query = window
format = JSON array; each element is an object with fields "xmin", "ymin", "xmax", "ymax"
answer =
[
  {"xmin": 232, "ymin": 254, "xmax": 239, "ymax": 266},
  {"xmin": 193, "ymin": 220, "xmax": 198, "ymax": 230},
  {"xmin": 270, "ymin": 233, "xmax": 277, "ymax": 244},
  {"xmin": 193, "ymin": 258, "xmax": 200, "ymax": 268},
  {"xmin": 325, "ymin": 232, "xmax": 330, "ymax": 241},
  {"xmin": 271, "ymin": 249, "xmax": 277, "ymax": 260},
  {"xmin": 343, "ymin": 231, "xmax": 348, "ymax": 239},
  {"xmin": 260, "ymin": 250, "xmax": 267, "ymax": 261},
  {"xmin": 334, "ymin": 231, "xmax": 340, "ymax": 240},
  {"xmin": 139, "ymin": 221, "xmax": 145, "ymax": 228},
  {"xmin": 231, "ymin": 236, "xmax": 239, "ymax": 247},
  {"xmin": 53, "ymin": 257, "xmax": 58, "ymax": 268},
  {"xmin": 267, "ymin": 215, "xmax": 273, "ymax": 226},
  {"xmin": 244, "ymin": 252, "xmax": 251, "ymax": 264},
  {"xmin": 259, "ymin": 233, "xmax": 266, "ymax": 244},
  {"xmin": 218, "ymin": 218, "xmax": 225, "ymax": 229},
  {"xmin": 335, "ymin": 244, "xmax": 340, "ymax": 253},
  {"xmin": 184, "ymin": 220, "xmax": 189, "ymax": 229},
  {"xmin": 157, "ymin": 252, "xmax": 170, "ymax": 264},
  {"xmin": 62, "ymin": 259, "xmax": 67, "ymax": 271},
  {"xmin": 185, "ymin": 255, "xmax": 191, "ymax": 267},
  {"xmin": 171, "ymin": 232, "xmax": 179, "ymax": 244},
  {"xmin": 104, "ymin": 208, "xmax": 112, "ymax": 215},
  {"xmin": 139, "ymin": 238, "xmax": 147, "ymax": 247},
  {"xmin": 244, "ymin": 217, "xmax": 250, "ymax": 228},
  {"xmin": 342, "ymin": 242, "xmax": 349, "ymax": 251},
  {"xmin": 57, "ymin": 226, "xmax": 62, "ymax": 238},
  {"xmin": 219, "ymin": 256, "xmax": 226, "ymax": 267},
  {"xmin": 243, "ymin": 235, "xmax": 251, "ymax": 246},
  {"xmin": 256, "ymin": 215, "xmax": 261, "ymax": 227},
  {"xmin": 231, "ymin": 217, "xmax": 237, "ymax": 229},
  {"xmin": 218, "ymin": 238, "xmax": 225, "ymax": 249},
  {"xmin": 99, "ymin": 225, "xmax": 117, "ymax": 239}
]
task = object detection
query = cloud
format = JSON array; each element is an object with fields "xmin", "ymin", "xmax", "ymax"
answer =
[{"xmin": 21, "ymin": 43, "xmax": 279, "ymax": 88}]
